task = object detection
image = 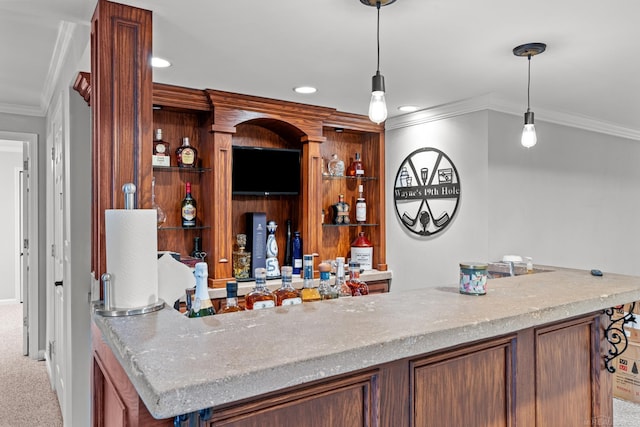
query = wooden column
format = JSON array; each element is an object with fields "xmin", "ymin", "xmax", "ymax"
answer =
[
  {"xmin": 90, "ymin": 0, "xmax": 153, "ymax": 279},
  {"xmin": 210, "ymin": 125, "xmax": 236, "ymax": 280},
  {"xmin": 301, "ymin": 136, "xmax": 325, "ymax": 260}
]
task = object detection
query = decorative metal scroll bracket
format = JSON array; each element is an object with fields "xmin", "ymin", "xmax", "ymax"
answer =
[
  {"xmin": 174, "ymin": 408, "xmax": 213, "ymax": 426},
  {"xmin": 603, "ymin": 302, "xmax": 636, "ymax": 373}
]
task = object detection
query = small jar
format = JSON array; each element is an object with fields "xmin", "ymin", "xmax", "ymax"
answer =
[{"xmin": 459, "ymin": 262, "xmax": 488, "ymax": 295}]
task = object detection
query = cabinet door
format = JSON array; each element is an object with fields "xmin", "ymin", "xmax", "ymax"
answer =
[
  {"xmin": 207, "ymin": 371, "xmax": 379, "ymax": 427},
  {"xmin": 535, "ymin": 317, "xmax": 597, "ymax": 426},
  {"xmin": 411, "ymin": 337, "xmax": 515, "ymax": 427}
]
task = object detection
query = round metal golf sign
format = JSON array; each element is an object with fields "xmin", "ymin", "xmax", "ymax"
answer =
[{"xmin": 393, "ymin": 147, "xmax": 460, "ymax": 236}]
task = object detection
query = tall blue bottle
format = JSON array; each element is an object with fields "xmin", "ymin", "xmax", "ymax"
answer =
[{"xmin": 292, "ymin": 231, "xmax": 302, "ymax": 275}]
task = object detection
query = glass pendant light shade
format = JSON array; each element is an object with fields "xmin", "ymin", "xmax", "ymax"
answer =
[
  {"xmin": 369, "ymin": 71, "xmax": 387, "ymax": 124},
  {"xmin": 521, "ymin": 111, "xmax": 537, "ymax": 148}
]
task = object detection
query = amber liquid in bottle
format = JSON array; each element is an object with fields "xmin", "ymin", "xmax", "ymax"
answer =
[
  {"xmin": 274, "ymin": 266, "xmax": 302, "ymax": 306},
  {"xmin": 220, "ymin": 281, "xmax": 245, "ymax": 313},
  {"xmin": 175, "ymin": 137, "xmax": 198, "ymax": 168},
  {"xmin": 245, "ymin": 268, "xmax": 276, "ymax": 310},
  {"xmin": 300, "ymin": 254, "xmax": 321, "ymax": 302},
  {"xmin": 347, "ymin": 152, "xmax": 364, "ymax": 177}
]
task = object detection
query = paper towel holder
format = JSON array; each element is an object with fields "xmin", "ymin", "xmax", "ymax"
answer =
[
  {"xmin": 94, "ymin": 183, "xmax": 165, "ymax": 317},
  {"xmin": 94, "ymin": 272, "xmax": 165, "ymax": 317}
]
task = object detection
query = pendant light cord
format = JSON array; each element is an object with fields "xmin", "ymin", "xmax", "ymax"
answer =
[
  {"xmin": 376, "ymin": 1, "xmax": 381, "ymax": 73},
  {"xmin": 526, "ymin": 54, "xmax": 531, "ymax": 113}
]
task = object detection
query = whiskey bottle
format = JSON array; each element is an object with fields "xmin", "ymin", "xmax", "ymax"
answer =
[
  {"xmin": 300, "ymin": 254, "xmax": 321, "ymax": 302},
  {"xmin": 181, "ymin": 182, "xmax": 197, "ymax": 227},
  {"xmin": 152, "ymin": 129, "xmax": 171, "ymax": 167},
  {"xmin": 346, "ymin": 152, "xmax": 364, "ymax": 177},
  {"xmin": 332, "ymin": 194, "xmax": 350, "ymax": 225},
  {"xmin": 318, "ymin": 262, "xmax": 338, "ymax": 300},
  {"xmin": 175, "ymin": 137, "xmax": 198, "ymax": 168},
  {"xmin": 292, "ymin": 231, "xmax": 303, "ymax": 275},
  {"xmin": 274, "ymin": 266, "xmax": 302, "ymax": 306},
  {"xmin": 220, "ymin": 281, "xmax": 245, "ymax": 313},
  {"xmin": 355, "ymin": 184, "xmax": 367, "ymax": 223},
  {"xmin": 187, "ymin": 262, "xmax": 215, "ymax": 317},
  {"xmin": 335, "ymin": 257, "xmax": 351, "ymax": 298},
  {"xmin": 347, "ymin": 261, "xmax": 369, "ymax": 297},
  {"xmin": 245, "ymin": 268, "xmax": 276, "ymax": 310}
]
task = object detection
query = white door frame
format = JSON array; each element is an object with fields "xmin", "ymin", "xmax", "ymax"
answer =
[{"xmin": 0, "ymin": 131, "xmax": 39, "ymax": 359}]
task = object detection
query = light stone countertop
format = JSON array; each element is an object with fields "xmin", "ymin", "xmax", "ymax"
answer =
[{"xmin": 93, "ymin": 266, "xmax": 640, "ymax": 419}]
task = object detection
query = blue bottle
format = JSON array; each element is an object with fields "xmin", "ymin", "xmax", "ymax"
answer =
[{"xmin": 292, "ymin": 231, "xmax": 302, "ymax": 275}]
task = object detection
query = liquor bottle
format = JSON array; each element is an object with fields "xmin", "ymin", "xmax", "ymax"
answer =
[
  {"xmin": 355, "ymin": 184, "xmax": 367, "ymax": 223},
  {"xmin": 188, "ymin": 262, "xmax": 215, "ymax": 317},
  {"xmin": 300, "ymin": 254, "xmax": 321, "ymax": 302},
  {"xmin": 283, "ymin": 219, "xmax": 293, "ymax": 267},
  {"xmin": 152, "ymin": 129, "xmax": 171, "ymax": 167},
  {"xmin": 327, "ymin": 153, "xmax": 345, "ymax": 176},
  {"xmin": 175, "ymin": 137, "xmax": 198, "ymax": 168},
  {"xmin": 335, "ymin": 257, "xmax": 351, "ymax": 298},
  {"xmin": 318, "ymin": 262, "xmax": 338, "ymax": 300},
  {"xmin": 274, "ymin": 266, "xmax": 302, "ymax": 306},
  {"xmin": 350, "ymin": 232, "xmax": 373, "ymax": 271},
  {"xmin": 292, "ymin": 231, "xmax": 303, "ymax": 275},
  {"xmin": 192, "ymin": 236, "xmax": 207, "ymax": 261},
  {"xmin": 332, "ymin": 194, "xmax": 350, "ymax": 225},
  {"xmin": 245, "ymin": 268, "xmax": 276, "ymax": 310},
  {"xmin": 232, "ymin": 234, "xmax": 251, "ymax": 280},
  {"xmin": 347, "ymin": 261, "xmax": 369, "ymax": 297},
  {"xmin": 181, "ymin": 182, "xmax": 197, "ymax": 227},
  {"xmin": 346, "ymin": 152, "xmax": 364, "ymax": 177},
  {"xmin": 220, "ymin": 281, "xmax": 245, "ymax": 313},
  {"xmin": 265, "ymin": 220, "xmax": 281, "ymax": 279}
]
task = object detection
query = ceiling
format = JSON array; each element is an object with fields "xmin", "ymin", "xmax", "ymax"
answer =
[{"xmin": 2, "ymin": 0, "xmax": 639, "ymax": 135}]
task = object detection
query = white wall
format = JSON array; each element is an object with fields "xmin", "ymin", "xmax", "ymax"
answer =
[
  {"xmin": 0, "ymin": 147, "xmax": 23, "ymax": 301},
  {"xmin": 488, "ymin": 110, "xmax": 640, "ymax": 275},
  {"xmin": 385, "ymin": 111, "xmax": 489, "ymax": 291},
  {"xmin": 385, "ymin": 107, "xmax": 640, "ymax": 293}
]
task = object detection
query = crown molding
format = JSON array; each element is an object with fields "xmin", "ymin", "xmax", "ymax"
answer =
[
  {"xmin": 386, "ymin": 94, "xmax": 640, "ymax": 141},
  {"xmin": 0, "ymin": 102, "xmax": 45, "ymax": 117},
  {"xmin": 40, "ymin": 21, "xmax": 76, "ymax": 114}
]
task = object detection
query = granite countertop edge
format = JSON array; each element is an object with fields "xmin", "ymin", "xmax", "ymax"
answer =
[{"xmin": 93, "ymin": 266, "xmax": 640, "ymax": 419}]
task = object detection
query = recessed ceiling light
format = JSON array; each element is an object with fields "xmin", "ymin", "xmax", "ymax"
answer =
[
  {"xmin": 293, "ymin": 86, "xmax": 317, "ymax": 94},
  {"xmin": 151, "ymin": 57, "xmax": 171, "ymax": 68},
  {"xmin": 398, "ymin": 105, "xmax": 420, "ymax": 113}
]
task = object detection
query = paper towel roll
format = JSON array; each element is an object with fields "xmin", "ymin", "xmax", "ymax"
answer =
[{"xmin": 105, "ymin": 209, "xmax": 159, "ymax": 309}]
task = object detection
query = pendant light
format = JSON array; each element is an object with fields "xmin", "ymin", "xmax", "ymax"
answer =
[
  {"xmin": 513, "ymin": 42, "xmax": 546, "ymax": 148},
  {"xmin": 361, "ymin": 0, "xmax": 396, "ymax": 124}
]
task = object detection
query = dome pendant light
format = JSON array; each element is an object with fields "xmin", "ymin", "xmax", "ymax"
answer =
[
  {"xmin": 361, "ymin": 0, "xmax": 396, "ymax": 124},
  {"xmin": 513, "ymin": 42, "xmax": 546, "ymax": 148}
]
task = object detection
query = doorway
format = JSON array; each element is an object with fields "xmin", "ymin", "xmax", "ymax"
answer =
[{"xmin": 0, "ymin": 132, "xmax": 39, "ymax": 360}]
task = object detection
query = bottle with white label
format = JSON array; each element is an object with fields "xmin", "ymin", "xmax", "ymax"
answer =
[
  {"xmin": 350, "ymin": 232, "xmax": 373, "ymax": 271},
  {"xmin": 355, "ymin": 184, "xmax": 367, "ymax": 223},
  {"xmin": 245, "ymin": 268, "xmax": 275, "ymax": 310}
]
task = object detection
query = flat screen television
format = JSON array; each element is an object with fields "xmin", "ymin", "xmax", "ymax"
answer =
[{"xmin": 232, "ymin": 146, "xmax": 301, "ymax": 196}]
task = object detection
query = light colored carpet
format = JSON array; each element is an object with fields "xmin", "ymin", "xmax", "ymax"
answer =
[{"xmin": 0, "ymin": 303, "xmax": 63, "ymax": 427}]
